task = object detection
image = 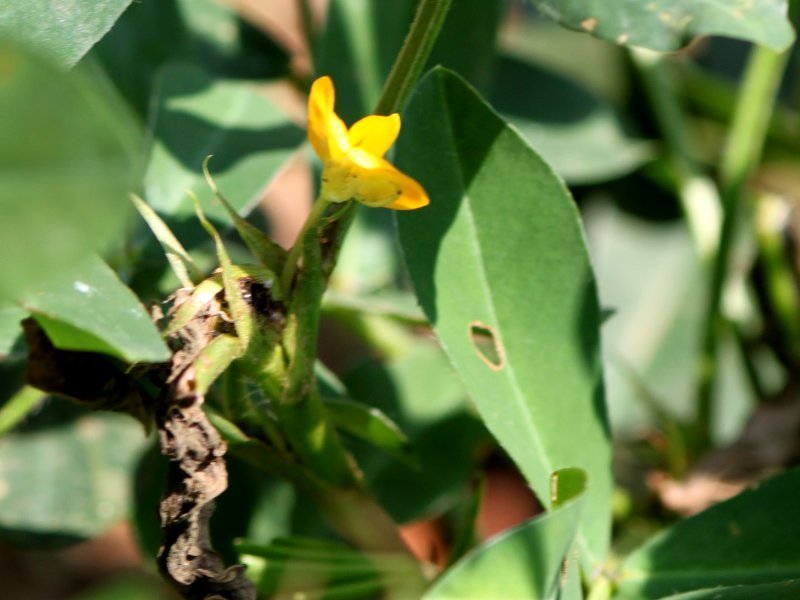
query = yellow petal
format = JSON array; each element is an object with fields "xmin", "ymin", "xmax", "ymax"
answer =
[
  {"xmin": 347, "ymin": 114, "xmax": 401, "ymax": 158},
  {"xmin": 307, "ymin": 76, "xmax": 348, "ymax": 160},
  {"xmin": 383, "ymin": 174, "xmax": 429, "ymax": 210},
  {"xmin": 345, "ymin": 148, "xmax": 429, "ymax": 210}
]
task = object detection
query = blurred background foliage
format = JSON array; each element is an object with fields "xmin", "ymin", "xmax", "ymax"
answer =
[{"xmin": 0, "ymin": 0, "xmax": 799, "ymax": 598}]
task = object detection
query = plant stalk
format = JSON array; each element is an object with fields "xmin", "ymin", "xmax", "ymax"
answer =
[
  {"xmin": 281, "ymin": 194, "xmax": 330, "ymax": 292},
  {"xmin": 273, "ymin": 0, "xmax": 454, "ymax": 567},
  {"xmin": 374, "ymin": 0, "xmax": 454, "ymax": 116},
  {"xmin": 695, "ymin": 45, "xmax": 789, "ymax": 445}
]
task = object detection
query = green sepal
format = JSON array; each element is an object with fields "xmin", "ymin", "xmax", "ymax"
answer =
[
  {"xmin": 203, "ymin": 157, "xmax": 288, "ymax": 282},
  {"xmin": 194, "ymin": 333, "xmax": 243, "ymax": 395},
  {"xmin": 282, "ymin": 226, "xmax": 325, "ymax": 405}
]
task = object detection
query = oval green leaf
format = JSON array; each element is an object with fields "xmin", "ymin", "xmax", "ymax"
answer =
[
  {"xmin": 0, "ymin": 0, "xmax": 132, "ymax": 67},
  {"xmin": 18, "ymin": 255, "xmax": 170, "ymax": 363},
  {"xmin": 396, "ymin": 68, "xmax": 612, "ymax": 569},
  {"xmin": 0, "ymin": 43, "xmax": 139, "ymax": 300},
  {"xmin": 0, "ymin": 399, "xmax": 146, "ymax": 548}
]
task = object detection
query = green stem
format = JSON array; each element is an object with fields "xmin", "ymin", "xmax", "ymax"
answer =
[
  {"xmin": 695, "ymin": 45, "xmax": 789, "ymax": 445},
  {"xmin": 755, "ymin": 193, "xmax": 800, "ymax": 364},
  {"xmin": 631, "ymin": 48, "xmax": 722, "ymax": 262},
  {"xmin": 374, "ymin": 0, "xmax": 454, "ymax": 116},
  {"xmin": 281, "ymin": 195, "xmax": 331, "ymax": 292},
  {"xmin": 0, "ymin": 386, "xmax": 44, "ymax": 436}
]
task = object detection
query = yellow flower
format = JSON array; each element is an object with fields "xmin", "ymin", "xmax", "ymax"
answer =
[{"xmin": 307, "ymin": 76, "xmax": 429, "ymax": 210}]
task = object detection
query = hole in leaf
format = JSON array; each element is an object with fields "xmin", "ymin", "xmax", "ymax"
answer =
[{"xmin": 468, "ymin": 321, "xmax": 505, "ymax": 371}]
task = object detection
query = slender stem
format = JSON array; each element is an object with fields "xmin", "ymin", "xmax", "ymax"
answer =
[
  {"xmin": 755, "ymin": 193, "xmax": 800, "ymax": 364},
  {"xmin": 272, "ymin": 0, "xmax": 454, "ymax": 561},
  {"xmin": 695, "ymin": 46, "xmax": 789, "ymax": 445},
  {"xmin": 374, "ymin": 0, "xmax": 454, "ymax": 116},
  {"xmin": 281, "ymin": 195, "xmax": 330, "ymax": 292},
  {"xmin": 0, "ymin": 386, "xmax": 44, "ymax": 436},
  {"xmin": 631, "ymin": 48, "xmax": 722, "ymax": 262}
]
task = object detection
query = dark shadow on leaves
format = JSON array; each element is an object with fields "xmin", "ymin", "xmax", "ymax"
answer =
[{"xmin": 155, "ymin": 109, "xmax": 302, "ymax": 173}]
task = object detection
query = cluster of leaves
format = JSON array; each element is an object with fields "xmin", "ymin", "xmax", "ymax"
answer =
[{"xmin": 1, "ymin": 0, "xmax": 800, "ymax": 599}]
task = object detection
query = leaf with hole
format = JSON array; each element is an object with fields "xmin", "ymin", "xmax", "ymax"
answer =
[{"xmin": 396, "ymin": 68, "xmax": 612, "ymax": 570}]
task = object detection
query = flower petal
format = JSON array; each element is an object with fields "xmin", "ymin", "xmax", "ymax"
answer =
[
  {"xmin": 307, "ymin": 76, "xmax": 348, "ymax": 160},
  {"xmin": 347, "ymin": 114, "xmax": 401, "ymax": 158},
  {"xmin": 346, "ymin": 148, "xmax": 429, "ymax": 210},
  {"xmin": 383, "ymin": 173, "xmax": 430, "ymax": 210}
]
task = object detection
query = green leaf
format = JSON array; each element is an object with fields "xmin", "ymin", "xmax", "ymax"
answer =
[
  {"xmin": 424, "ymin": 468, "xmax": 587, "ymax": 600},
  {"xmin": 396, "ymin": 68, "xmax": 612, "ymax": 569},
  {"xmin": 194, "ymin": 199, "xmax": 254, "ymax": 349},
  {"xmin": 18, "ymin": 255, "xmax": 170, "ymax": 363},
  {"xmin": 0, "ymin": 399, "xmax": 146, "ymax": 548},
  {"xmin": 617, "ymin": 468, "xmax": 800, "ymax": 599},
  {"xmin": 194, "ymin": 333, "xmax": 242, "ymax": 395},
  {"xmin": 586, "ymin": 202, "xmax": 753, "ymax": 443},
  {"xmin": 657, "ymin": 580, "xmax": 800, "ymax": 599},
  {"xmin": 529, "ymin": 0, "xmax": 794, "ymax": 51},
  {"xmin": 490, "ymin": 53, "xmax": 652, "ymax": 185},
  {"xmin": 0, "ymin": 43, "xmax": 139, "ymax": 300},
  {"xmin": 0, "ymin": 386, "xmax": 45, "ymax": 437},
  {"xmin": 143, "ymin": 63, "xmax": 304, "ymax": 243},
  {"xmin": 92, "ymin": 0, "xmax": 290, "ymax": 116},
  {"xmin": 325, "ymin": 398, "xmax": 413, "ymax": 463},
  {"xmin": 202, "ymin": 159, "xmax": 288, "ymax": 278},
  {"xmin": 0, "ymin": 0, "xmax": 132, "ymax": 67},
  {"xmin": 131, "ymin": 193, "xmax": 202, "ymax": 288}
]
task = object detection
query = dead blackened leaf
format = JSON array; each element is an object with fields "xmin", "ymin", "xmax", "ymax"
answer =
[
  {"xmin": 23, "ymin": 318, "xmax": 159, "ymax": 426},
  {"xmin": 156, "ymin": 361, "xmax": 256, "ymax": 600}
]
